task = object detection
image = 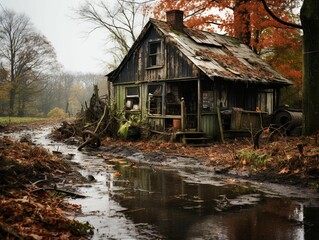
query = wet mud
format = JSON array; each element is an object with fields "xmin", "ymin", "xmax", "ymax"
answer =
[{"xmin": 2, "ymin": 126, "xmax": 319, "ymax": 239}]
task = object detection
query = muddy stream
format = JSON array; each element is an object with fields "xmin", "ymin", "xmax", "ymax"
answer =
[{"xmin": 3, "ymin": 126, "xmax": 319, "ymax": 239}]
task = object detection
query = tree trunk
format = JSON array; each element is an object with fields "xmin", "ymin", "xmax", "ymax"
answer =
[
  {"xmin": 300, "ymin": 0, "xmax": 319, "ymax": 135},
  {"xmin": 9, "ymin": 88, "xmax": 15, "ymax": 116},
  {"xmin": 65, "ymin": 101, "xmax": 69, "ymax": 115},
  {"xmin": 233, "ymin": 0, "xmax": 251, "ymax": 47},
  {"xmin": 18, "ymin": 96, "xmax": 26, "ymax": 117}
]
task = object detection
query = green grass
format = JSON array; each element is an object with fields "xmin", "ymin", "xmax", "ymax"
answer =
[{"xmin": 0, "ymin": 117, "xmax": 50, "ymax": 126}]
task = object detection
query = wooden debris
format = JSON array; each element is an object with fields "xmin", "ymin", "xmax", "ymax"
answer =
[{"xmin": 31, "ymin": 187, "xmax": 87, "ymax": 198}]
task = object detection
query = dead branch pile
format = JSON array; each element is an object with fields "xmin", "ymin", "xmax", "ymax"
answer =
[{"xmin": 54, "ymin": 85, "xmax": 118, "ymax": 141}]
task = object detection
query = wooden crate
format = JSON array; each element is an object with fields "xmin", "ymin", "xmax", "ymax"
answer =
[{"xmin": 230, "ymin": 108, "xmax": 266, "ymax": 131}]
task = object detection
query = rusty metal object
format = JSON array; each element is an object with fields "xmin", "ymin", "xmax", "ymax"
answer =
[
  {"xmin": 254, "ymin": 109, "xmax": 302, "ymax": 149},
  {"xmin": 273, "ymin": 109, "xmax": 302, "ymax": 135},
  {"xmin": 81, "ymin": 130, "xmax": 101, "ymax": 149}
]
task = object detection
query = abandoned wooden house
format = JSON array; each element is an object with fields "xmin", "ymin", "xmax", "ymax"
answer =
[{"xmin": 107, "ymin": 10, "xmax": 292, "ymax": 143}]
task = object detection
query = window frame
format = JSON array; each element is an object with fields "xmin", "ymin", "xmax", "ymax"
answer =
[
  {"xmin": 257, "ymin": 88, "xmax": 274, "ymax": 113},
  {"xmin": 125, "ymin": 86, "xmax": 140, "ymax": 111},
  {"xmin": 147, "ymin": 83, "xmax": 164, "ymax": 115},
  {"xmin": 147, "ymin": 39, "xmax": 163, "ymax": 69}
]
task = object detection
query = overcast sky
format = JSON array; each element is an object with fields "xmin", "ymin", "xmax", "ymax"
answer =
[{"xmin": 0, "ymin": 0, "xmax": 111, "ymax": 74}]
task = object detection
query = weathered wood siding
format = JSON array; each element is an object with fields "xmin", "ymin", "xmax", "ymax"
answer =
[
  {"xmin": 164, "ymin": 41, "xmax": 199, "ymax": 80},
  {"xmin": 113, "ymin": 26, "xmax": 202, "ymax": 115},
  {"xmin": 114, "ymin": 26, "xmax": 199, "ymax": 85},
  {"xmin": 201, "ymin": 113, "xmax": 219, "ymax": 139},
  {"xmin": 114, "ymin": 85, "xmax": 124, "ymax": 110},
  {"xmin": 227, "ymin": 82, "xmax": 257, "ymax": 111}
]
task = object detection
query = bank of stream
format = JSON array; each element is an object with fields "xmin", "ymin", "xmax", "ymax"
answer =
[{"xmin": 2, "ymin": 126, "xmax": 319, "ymax": 239}]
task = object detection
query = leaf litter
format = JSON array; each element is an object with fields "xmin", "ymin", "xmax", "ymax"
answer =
[{"xmin": 0, "ymin": 136, "xmax": 93, "ymax": 239}]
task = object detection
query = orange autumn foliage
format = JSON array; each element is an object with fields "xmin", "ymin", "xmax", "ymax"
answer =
[{"xmin": 152, "ymin": 0, "xmax": 301, "ymax": 51}]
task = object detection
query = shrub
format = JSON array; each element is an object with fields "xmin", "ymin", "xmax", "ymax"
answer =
[{"xmin": 47, "ymin": 107, "xmax": 67, "ymax": 119}]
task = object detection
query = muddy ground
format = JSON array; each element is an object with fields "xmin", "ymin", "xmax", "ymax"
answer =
[
  {"xmin": 95, "ymin": 134, "xmax": 319, "ymax": 191},
  {"xmin": 7, "ymin": 120, "xmax": 319, "ymax": 189},
  {"xmin": 1, "ymin": 121, "xmax": 319, "ymax": 239}
]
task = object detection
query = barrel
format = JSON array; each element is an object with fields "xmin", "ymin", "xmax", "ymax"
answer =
[
  {"xmin": 273, "ymin": 109, "xmax": 302, "ymax": 132},
  {"xmin": 173, "ymin": 119, "xmax": 181, "ymax": 129}
]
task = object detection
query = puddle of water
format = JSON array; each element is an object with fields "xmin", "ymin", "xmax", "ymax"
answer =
[
  {"xmin": 112, "ymin": 162, "xmax": 319, "ymax": 240},
  {"xmin": 2, "ymin": 127, "xmax": 319, "ymax": 240}
]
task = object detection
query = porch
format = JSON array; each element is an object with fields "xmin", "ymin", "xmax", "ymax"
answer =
[{"xmin": 147, "ymin": 102, "xmax": 267, "ymax": 144}]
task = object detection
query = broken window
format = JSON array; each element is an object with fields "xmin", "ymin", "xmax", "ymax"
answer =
[
  {"xmin": 148, "ymin": 84, "xmax": 163, "ymax": 114},
  {"xmin": 125, "ymin": 86, "xmax": 140, "ymax": 111},
  {"xmin": 148, "ymin": 40, "xmax": 162, "ymax": 67},
  {"xmin": 217, "ymin": 86, "xmax": 228, "ymax": 109}
]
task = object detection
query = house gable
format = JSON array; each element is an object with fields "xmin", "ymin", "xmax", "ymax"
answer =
[{"xmin": 109, "ymin": 23, "xmax": 201, "ymax": 85}]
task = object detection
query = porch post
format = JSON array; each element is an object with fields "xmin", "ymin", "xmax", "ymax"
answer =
[
  {"xmin": 197, "ymin": 79, "xmax": 201, "ymax": 131},
  {"xmin": 181, "ymin": 98, "xmax": 185, "ymax": 131}
]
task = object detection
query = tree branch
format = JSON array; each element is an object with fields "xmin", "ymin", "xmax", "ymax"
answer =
[{"xmin": 260, "ymin": 0, "xmax": 302, "ymax": 29}]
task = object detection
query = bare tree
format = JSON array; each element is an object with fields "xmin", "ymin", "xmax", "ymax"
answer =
[
  {"xmin": 0, "ymin": 8, "xmax": 58, "ymax": 116},
  {"xmin": 75, "ymin": 0, "xmax": 149, "ymax": 69}
]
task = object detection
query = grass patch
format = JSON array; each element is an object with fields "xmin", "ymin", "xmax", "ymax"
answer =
[
  {"xmin": 0, "ymin": 117, "xmax": 50, "ymax": 126},
  {"xmin": 238, "ymin": 148, "xmax": 270, "ymax": 167}
]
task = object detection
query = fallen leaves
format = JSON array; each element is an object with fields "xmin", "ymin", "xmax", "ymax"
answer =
[
  {"xmin": 0, "ymin": 193, "xmax": 90, "ymax": 239},
  {"xmin": 279, "ymin": 167, "xmax": 290, "ymax": 174},
  {"xmin": 0, "ymin": 137, "xmax": 93, "ymax": 239}
]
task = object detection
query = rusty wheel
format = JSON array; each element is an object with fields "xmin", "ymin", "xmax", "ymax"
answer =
[{"xmin": 82, "ymin": 130, "xmax": 101, "ymax": 148}]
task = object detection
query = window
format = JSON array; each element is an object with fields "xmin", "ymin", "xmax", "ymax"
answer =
[
  {"xmin": 257, "ymin": 89, "xmax": 274, "ymax": 113},
  {"xmin": 148, "ymin": 84, "xmax": 163, "ymax": 114},
  {"xmin": 125, "ymin": 87, "xmax": 139, "ymax": 111},
  {"xmin": 201, "ymin": 91, "xmax": 214, "ymax": 112},
  {"xmin": 148, "ymin": 40, "xmax": 162, "ymax": 67}
]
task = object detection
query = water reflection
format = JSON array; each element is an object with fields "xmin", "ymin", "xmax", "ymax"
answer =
[
  {"xmin": 186, "ymin": 201, "xmax": 302, "ymax": 239},
  {"xmin": 112, "ymin": 163, "xmax": 319, "ymax": 240}
]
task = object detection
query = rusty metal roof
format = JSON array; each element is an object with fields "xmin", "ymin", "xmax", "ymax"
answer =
[{"xmin": 151, "ymin": 19, "xmax": 291, "ymax": 85}]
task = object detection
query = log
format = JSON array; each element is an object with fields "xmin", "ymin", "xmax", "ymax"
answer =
[
  {"xmin": 32, "ymin": 187, "xmax": 86, "ymax": 198},
  {"xmin": 217, "ymin": 106, "xmax": 225, "ymax": 143}
]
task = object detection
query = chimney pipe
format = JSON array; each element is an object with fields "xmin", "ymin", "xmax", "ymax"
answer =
[{"xmin": 166, "ymin": 10, "xmax": 184, "ymax": 31}]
